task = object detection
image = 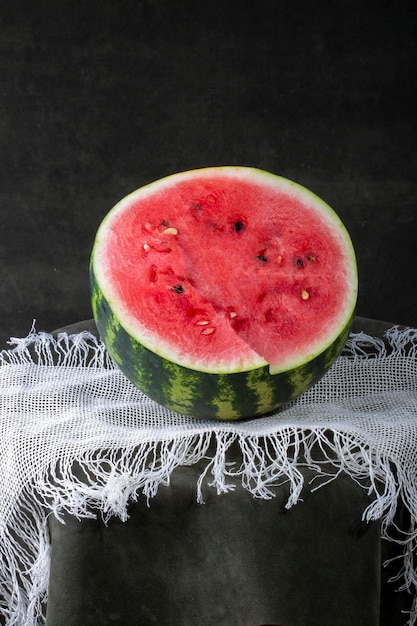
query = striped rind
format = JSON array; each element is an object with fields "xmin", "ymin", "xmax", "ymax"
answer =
[{"xmin": 90, "ymin": 263, "xmax": 353, "ymax": 421}]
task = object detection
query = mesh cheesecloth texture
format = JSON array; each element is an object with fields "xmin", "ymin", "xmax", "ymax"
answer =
[{"xmin": 0, "ymin": 325, "xmax": 416, "ymax": 625}]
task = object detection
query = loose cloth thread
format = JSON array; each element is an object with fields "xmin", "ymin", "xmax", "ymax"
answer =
[{"xmin": 0, "ymin": 325, "xmax": 417, "ymax": 625}]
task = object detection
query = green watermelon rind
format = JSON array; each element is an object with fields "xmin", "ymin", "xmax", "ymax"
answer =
[{"xmin": 90, "ymin": 263, "xmax": 353, "ymax": 421}]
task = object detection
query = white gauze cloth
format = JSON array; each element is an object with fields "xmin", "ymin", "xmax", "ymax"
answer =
[{"xmin": 0, "ymin": 325, "xmax": 417, "ymax": 625}]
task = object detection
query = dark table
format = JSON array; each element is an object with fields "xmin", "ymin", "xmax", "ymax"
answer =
[{"xmin": 43, "ymin": 316, "xmax": 412, "ymax": 626}]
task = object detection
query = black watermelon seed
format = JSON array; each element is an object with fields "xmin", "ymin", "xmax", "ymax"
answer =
[
  {"xmin": 294, "ymin": 257, "xmax": 304, "ymax": 268},
  {"xmin": 172, "ymin": 285, "xmax": 184, "ymax": 293},
  {"xmin": 234, "ymin": 221, "xmax": 244, "ymax": 232},
  {"xmin": 256, "ymin": 254, "xmax": 268, "ymax": 262}
]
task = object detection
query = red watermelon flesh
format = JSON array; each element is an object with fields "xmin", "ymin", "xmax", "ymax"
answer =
[{"xmin": 94, "ymin": 167, "xmax": 357, "ymax": 375}]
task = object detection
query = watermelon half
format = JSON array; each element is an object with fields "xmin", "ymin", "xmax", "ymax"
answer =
[{"xmin": 90, "ymin": 166, "xmax": 357, "ymax": 421}]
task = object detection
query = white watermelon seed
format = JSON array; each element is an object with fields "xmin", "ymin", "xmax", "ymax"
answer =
[
  {"xmin": 201, "ymin": 327, "xmax": 215, "ymax": 335},
  {"xmin": 163, "ymin": 227, "xmax": 178, "ymax": 235},
  {"xmin": 196, "ymin": 320, "xmax": 210, "ymax": 325},
  {"xmin": 301, "ymin": 289, "xmax": 310, "ymax": 300},
  {"xmin": 143, "ymin": 243, "xmax": 151, "ymax": 252}
]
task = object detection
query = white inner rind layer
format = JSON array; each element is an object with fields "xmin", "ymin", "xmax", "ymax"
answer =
[{"xmin": 91, "ymin": 166, "xmax": 358, "ymax": 374}]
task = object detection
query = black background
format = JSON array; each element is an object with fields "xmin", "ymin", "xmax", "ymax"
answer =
[{"xmin": 1, "ymin": 0, "xmax": 416, "ymax": 348}]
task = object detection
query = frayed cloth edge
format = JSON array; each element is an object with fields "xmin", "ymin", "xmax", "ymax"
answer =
[{"xmin": 1, "ymin": 427, "xmax": 416, "ymax": 625}]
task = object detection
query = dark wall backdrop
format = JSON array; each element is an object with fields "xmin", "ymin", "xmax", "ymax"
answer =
[{"xmin": 1, "ymin": 0, "xmax": 416, "ymax": 349}]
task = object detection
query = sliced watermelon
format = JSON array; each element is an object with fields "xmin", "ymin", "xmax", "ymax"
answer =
[{"xmin": 90, "ymin": 167, "xmax": 357, "ymax": 420}]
